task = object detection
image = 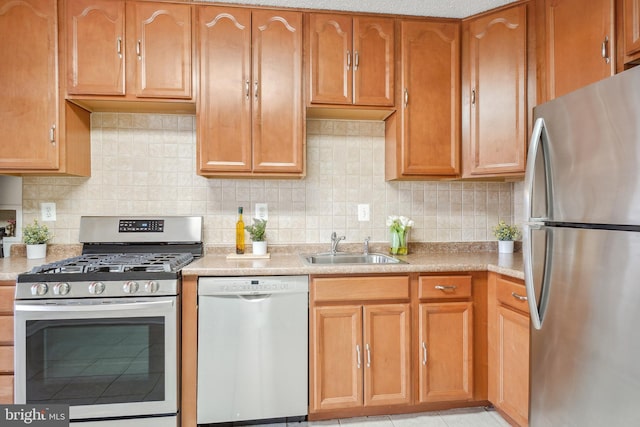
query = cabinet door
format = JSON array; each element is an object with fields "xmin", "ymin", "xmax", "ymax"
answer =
[
  {"xmin": 399, "ymin": 20, "xmax": 460, "ymax": 176},
  {"xmin": 545, "ymin": 0, "xmax": 614, "ymax": 99},
  {"xmin": 308, "ymin": 14, "xmax": 352, "ymax": 105},
  {"xmin": 251, "ymin": 10, "xmax": 304, "ymax": 174},
  {"xmin": 131, "ymin": 1, "xmax": 192, "ymax": 98},
  {"xmin": 197, "ymin": 6, "xmax": 252, "ymax": 173},
  {"xmin": 418, "ymin": 302, "xmax": 473, "ymax": 402},
  {"xmin": 466, "ymin": 4, "xmax": 527, "ymax": 176},
  {"xmin": 65, "ymin": 0, "xmax": 125, "ymax": 95},
  {"xmin": 0, "ymin": 0, "xmax": 59, "ymax": 171},
  {"xmin": 494, "ymin": 306, "xmax": 529, "ymax": 427},
  {"xmin": 624, "ymin": 0, "xmax": 640, "ymax": 58},
  {"xmin": 353, "ymin": 17, "xmax": 394, "ymax": 106},
  {"xmin": 310, "ymin": 305, "xmax": 363, "ymax": 411},
  {"xmin": 363, "ymin": 304, "xmax": 411, "ymax": 406}
]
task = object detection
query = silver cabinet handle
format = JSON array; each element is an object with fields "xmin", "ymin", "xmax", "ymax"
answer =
[
  {"xmin": 116, "ymin": 37, "xmax": 122, "ymax": 58},
  {"xmin": 49, "ymin": 125, "xmax": 56, "ymax": 145},
  {"xmin": 435, "ymin": 285, "xmax": 457, "ymax": 291},
  {"xmin": 346, "ymin": 50, "xmax": 351, "ymax": 71},
  {"xmin": 245, "ymin": 80, "xmax": 250, "ymax": 100},
  {"xmin": 136, "ymin": 40, "xmax": 142, "ymax": 60},
  {"xmin": 511, "ymin": 291, "xmax": 528, "ymax": 301},
  {"xmin": 356, "ymin": 344, "xmax": 361, "ymax": 369},
  {"xmin": 471, "ymin": 89, "xmax": 476, "ymax": 105},
  {"xmin": 601, "ymin": 36, "xmax": 610, "ymax": 64},
  {"xmin": 422, "ymin": 341, "xmax": 427, "ymax": 365},
  {"xmin": 354, "ymin": 50, "xmax": 359, "ymax": 70},
  {"xmin": 254, "ymin": 80, "xmax": 259, "ymax": 100},
  {"xmin": 404, "ymin": 88, "xmax": 408, "ymax": 108},
  {"xmin": 365, "ymin": 343, "xmax": 371, "ymax": 368}
]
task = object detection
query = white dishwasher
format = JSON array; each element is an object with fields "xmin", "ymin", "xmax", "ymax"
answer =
[{"xmin": 197, "ymin": 275, "xmax": 309, "ymax": 424}]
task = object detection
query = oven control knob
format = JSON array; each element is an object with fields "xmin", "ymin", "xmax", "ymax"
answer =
[
  {"xmin": 53, "ymin": 282, "xmax": 70, "ymax": 296},
  {"xmin": 123, "ymin": 281, "xmax": 139, "ymax": 294},
  {"xmin": 31, "ymin": 283, "xmax": 48, "ymax": 296},
  {"xmin": 89, "ymin": 282, "xmax": 105, "ymax": 295},
  {"xmin": 144, "ymin": 280, "xmax": 160, "ymax": 294}
]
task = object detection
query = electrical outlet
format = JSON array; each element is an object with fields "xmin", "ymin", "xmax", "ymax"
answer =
[
  {"xmin": 357, "ymin": 204, "xmax": 370, "ymax": 222},
  {"xmin": 41, "ymin": 202, "xmax": 56, "ymax": 221},
  {"xmin": 255, "ymin": 203, "xmax": 268, "ymax": 221}
]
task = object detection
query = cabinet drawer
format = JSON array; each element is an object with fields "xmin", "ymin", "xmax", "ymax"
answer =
[
  {"xmin": 0, "ymin": 317, "xmax": 13, "ymax": 346},
  {"xmin": 0, "ymin": 375, "xmax": 13, "ymax": 404},
  {"xmin": 0, "ymin": 286, "xmax": 14, "ymax": 314},
  {"xmin": 312, "ymin": 276, "xmax": 410, "ymax": 302},
  {"xmin": 496, "ymin": 277, "xmax": 529, "ymax": 313},
  {"xmin": 419, "ymin": 276, "xmax": 472, "ymax": 300},
  {"xmin": 0, "ymin": 347, "xmax": 12, "ymax": 374}
]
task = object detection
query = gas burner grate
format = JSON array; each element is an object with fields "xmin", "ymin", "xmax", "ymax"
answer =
[{"xmin": 29, "ymin": 252, "xmax": 194, "ymax": 274}]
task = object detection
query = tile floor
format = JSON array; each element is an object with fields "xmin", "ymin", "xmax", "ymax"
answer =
[{"xmin": 243, "ymin": 407, "xmax": 511, "ymax": 427}]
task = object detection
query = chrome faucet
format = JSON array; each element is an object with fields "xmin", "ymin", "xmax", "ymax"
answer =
[
  {"xmin": 363, "ymin": 236, "xmax": 370, "ymax": 255},
  {"xmin": 330, "ymin": 232, "xmax": 345, "ymax": 254}
]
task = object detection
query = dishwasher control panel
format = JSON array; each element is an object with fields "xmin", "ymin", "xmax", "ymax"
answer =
[{"xmin": 198, "ymin": 275, "xmax": 309, "ymax": 295}]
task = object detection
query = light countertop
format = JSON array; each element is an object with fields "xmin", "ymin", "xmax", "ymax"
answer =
[{"xmin": 1, "ymin": 243, "xmax": 524, "ymax": 281}]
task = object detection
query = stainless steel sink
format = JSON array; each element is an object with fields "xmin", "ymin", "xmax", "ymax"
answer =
[{"xmin": 301, "ymin": 252, "xmax": 404, "ymax": 265}]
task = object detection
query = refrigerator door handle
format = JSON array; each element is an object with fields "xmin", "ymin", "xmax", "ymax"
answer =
[
  {"xmin": 524, "ymin": 117, "xmax": 551, "ymax": 222},
  {"xmin": 524, "ymin": 223, "xmax": 553, "ymax": 330}
]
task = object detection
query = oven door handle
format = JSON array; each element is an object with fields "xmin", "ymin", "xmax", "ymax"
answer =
[{"xmin": 15, "ymin": 299, "xmax": 175, "ymax": 315}]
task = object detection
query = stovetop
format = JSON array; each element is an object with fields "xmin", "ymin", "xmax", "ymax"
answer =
[{"xmin": 28, "ymin": 252, "xmax": 195, "ymax": 275}]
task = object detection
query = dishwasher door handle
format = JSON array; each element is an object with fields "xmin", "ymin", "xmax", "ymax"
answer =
[{"xmin": 239, "ymin": 294, "xmax": 272, "ymax": 301}]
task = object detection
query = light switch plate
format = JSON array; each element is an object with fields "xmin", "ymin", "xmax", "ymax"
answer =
[{"xmin": 357, "ymin": 204, "xmax": 370, "ymax": 222}]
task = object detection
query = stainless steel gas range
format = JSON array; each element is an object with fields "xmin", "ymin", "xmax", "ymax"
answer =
[{"xmin": 14, "ymin": 216, "xmax": 203, "ymax": 427}]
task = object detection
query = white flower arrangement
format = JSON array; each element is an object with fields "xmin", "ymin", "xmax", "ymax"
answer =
[{"xmin": 387, "ymin": 215, "xmax": 414, "ymax": 255}]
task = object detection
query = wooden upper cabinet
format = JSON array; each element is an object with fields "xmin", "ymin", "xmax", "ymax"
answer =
[
  {"xmin": 308, "ymin": 14, "xmax": 394, "ymax": 107},
  {"xmin": 544, "ymin": 0, "xmax": 614, "ymax": 99},
  {"xmin": 385, "ymin": 20, "xmax": 461, "ymax": 180},
  {"xmin": 251, "ymin": 10, "xmax": 304, "ymax": 173},
  {"xmin": 197, "ymin": 6, "xmax": 252, "ymax": 173},
  {"xmin": 65, "ymin": 0, "xmax": 192, "ymax": 99},
  {"xmin": 65, "ymin": 0, "xmax": 125, "ymax": 95},
  {"xmin": 0, "ymin": 0, "xmax": 90, "ymax": 175},
  {"xmin": 463, "ymin": 4, "xmax": 527, "ymax": 177},
  {"xmin": 624, "ymin": 0, "xmax": 640, "ymax": 61},
  {"xmin": 130, "ymin": 2, "xmax": 192, "ymax": 98},
  {"xmin": 197, "ymin": 7, "xmax": 304, "ymax": 177}
]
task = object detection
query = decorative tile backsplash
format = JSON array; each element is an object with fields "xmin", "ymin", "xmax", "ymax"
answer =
[{"xmin": 21, "ymin": 113, "xmax": 522, "ymax": 245}]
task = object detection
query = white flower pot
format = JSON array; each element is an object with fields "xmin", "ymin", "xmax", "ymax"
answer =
[
  {"xmin": 498, "ymin": 240, "xmax": 514, "ymax": 254},
  {"xmin": 252, "ymin": 241, "xmax": 267, "ymax": 255},
  {"xmin": 26, "ymin": 243, "xmax": 47, "ymax": 259}
]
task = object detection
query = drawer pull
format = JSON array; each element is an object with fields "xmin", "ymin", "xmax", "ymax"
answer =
[
  {"xmin": 435, "ymin": 285, "xmax": 457, "ymax": 292},
  {"xmin": 511, "ymin": 291, "xmax": 528, "ymax": 301}
]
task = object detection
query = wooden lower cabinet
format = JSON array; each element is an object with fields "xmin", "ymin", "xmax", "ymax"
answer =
[
  {"xmin": 418, "ymin": 302, "xmax": 473, "ymax": 403},
  {"xmin": 310, "ymin": 276, "xmax": 411, "ymax": 415},
  {"xmin": 0, "ymin": 281, "xmax": 15, "ymax": 404},
  {"xmin": 488, "ymin": 273, "xmax": 530, "ymax": 427}
]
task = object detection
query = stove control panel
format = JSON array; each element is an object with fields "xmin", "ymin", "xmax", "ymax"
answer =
[
  {"xmin": 16, "ymin": 279, "xmax": 179, "ymax": 299},
  {"xmin": 119, "ymin": 219, "xmax": 164, "ymax": 233}
]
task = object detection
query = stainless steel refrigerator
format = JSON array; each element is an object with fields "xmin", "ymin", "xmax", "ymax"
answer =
[{"xmin": 524, "ymin": 65, "xmax": 640, "ymax": 426}]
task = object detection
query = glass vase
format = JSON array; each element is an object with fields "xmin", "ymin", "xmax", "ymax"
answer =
[{"xmin": 389, "ymin": 228, "xmax": 409, "ymax": 255}]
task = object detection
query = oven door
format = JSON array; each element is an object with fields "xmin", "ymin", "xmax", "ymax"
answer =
[{"xmin": 14, "ymin": 297, "xmax": 179, "ymax": 422}]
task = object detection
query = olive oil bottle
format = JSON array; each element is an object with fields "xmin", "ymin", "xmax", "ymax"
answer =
[{"xmin": 235, "ymin": 207, "xmax": 245, "ymax": 254}]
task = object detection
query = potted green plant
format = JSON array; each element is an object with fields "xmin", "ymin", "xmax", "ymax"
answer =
[
  {"xmin": 23, "ymin": 219, "xmax": 53, "ymax": 259},
  {"xmin": 492, "ymin": 220, "xmax": 521, "ymax": 253},
  {"xmin": 244, "ymin": 218, "xmax": 267, "ymax": 255}
]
